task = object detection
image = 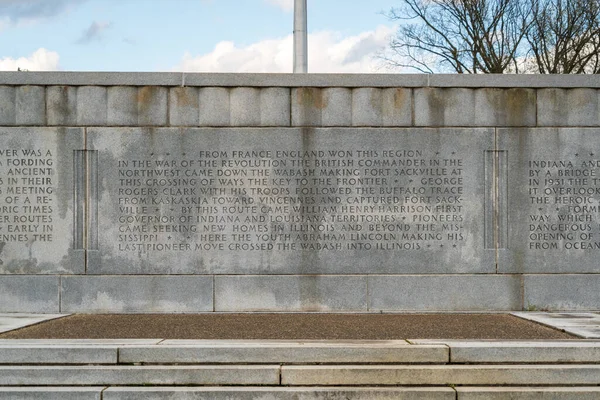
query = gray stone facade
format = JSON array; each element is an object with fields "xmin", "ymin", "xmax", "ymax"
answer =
[{"xmin": 0, "ymin": 72, "xmax": 599, "ymax": 312}]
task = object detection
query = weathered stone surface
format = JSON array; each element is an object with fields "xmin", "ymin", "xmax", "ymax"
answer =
[
  {"xmin": 415, "ymin": 88, "xmax": 536, "ymax": 126},
  {"xmin": 352, "ymin": 88, "xmax": 383, "ymax": 127},
  {"xmin": 199, "ymin": 87, "xmax": 229, "ymax": 126},
  {"xmin": 120, "ymin": 340, "xmax": 448, "ymax": 364},
  {"xmin": 0, "ymin": 276, "xmax": 59, "ymax": 312},
  {"xmin": 0, "ymin": 365, "xmax": 279, "ymax": 385},
  {"xmin": 0, "ymin": 127, "xmax": 84, "ymax": 274},
  {"xmin": 215, "ymin": 275, "xmax": 367, "ymax": 311},
  {"xmin": 382, "ymin": 88, "xmax": 412, "ymax": 127},
  {"xmin": 169, "ymin": 87, "xmax": 199, "ymax": 126},
  {"xmin": 0, "ymin": 86, "xmax": 15, "ymax": 125},
  {"xmin": 538, "ymin": 89, "xmax": 600, "ymax": 127},
  {"xmin": 498, "ymin": 128, "xmax": 600, "ymax": 273},
  {"xmin": 352, "ymin": 88, "xmax": 414, "ymax": 127},
  {"xmin": 86, "ymin": 127, "xmax": 493, "ymax": 275},
  {"xmin": 292, "ymin": 88, "xmax": 323, "ymax": 126},
  {"xmin": 411, "ymin": 341, "xmax": 600, "ymax": 363},
  {"xmin": 456, "ymin": 387, "xmax": 600, "ymax": 399},
  {"xmin": 60, "ymin": 276, "xmax": 213, "ymax": 313},
  {"xmin": 107, "ymin": 87, "xmax": 138, "ymax": 126},
  {"xmin": 321, "ymin": 88, "xmax": 352, "ymax": 126},
  {"xmin": 16, "ymin": 86, "xmax": 45, "ymax": 125},
  {"xmin": 76, "ymin": 86, "xmax": 107, "ymax": 125},
  {"xmin": 281, "ymin": 365, "xmax": 600, "ymax": 386},
  {"xmin": 0, "ymin": 314, "xmax": 66, "ymax": 334},
  {"xmin": 524, "ymin": 275, "xmax": 600, "ymax": 311},
  {"xmin": 103, "ymin": 387, "xmax": 455, "ymax": 400},
  {"xmin": 137, "ymin": 86, "xmax": 168, "ymax": 126},
  {"xmin": 513, "ymin": 312, "xmax": 600, "ymax": 338},
  {"xmin": 8, "ymin": 71, "xmax": 600, "ymax": 88},
  {"xmin": 46, "ymin": 86, "xmax": 77, "ymax": 126},
  {"xmin": 0, "ymin": 346, "xmax": 117, "ymax": 364},
  {"xmin": 0, "ymin": 387, "xmax": 104, "ymax": 400},
  {"xmin": 260, "ymin": 87, "xmax": 290, "ymax": 126},
  {"xmin": 368, "ymin": 275, "xmax": 521, "ymax": 311},
  {"xmin": 230, "ymin": 87, "xmax": 261, "ymax": 126}
]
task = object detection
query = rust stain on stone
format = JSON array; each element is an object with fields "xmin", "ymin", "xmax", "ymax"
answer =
[
  {"xmin": 137, "ymin": 86, "xmax": 156, "ymax": 112},
  {"xmin": 173, "ymin": 87, "xmax": 198, "ymax": 108},
  {"xmin": 505, "ymin": 88, "xmax": 535, "ymax": 126},
  {"xmin": 393, "ymin": 88, "xmax": 407, "ymax": 110},
  {"xmin": 297, "ymin": 87, "xmax": 326, "ymax": 109}
]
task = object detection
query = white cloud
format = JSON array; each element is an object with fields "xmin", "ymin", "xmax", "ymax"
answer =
[
  {"xmin": 0, "ymin": 48, "xmax": 60, "ymax": 71},
  {"xmin": 264, "ymin": 0, "xmax": 293, "ymax": 12},
  {"xmin": 175, "ymin": 25, "xmax": 396, "ymax": 73}
]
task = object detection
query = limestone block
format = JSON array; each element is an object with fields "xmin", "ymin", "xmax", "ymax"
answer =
[
  {"xmin": 498, "ymin": 128, "xmax": 600, "ymax": 273},
  {"xmin": 230, "ymin": 87, "xmax": 260, "ymax": 126},
  {"xmin": 16, "ymin": 86, "xmax": 45, "ymax": 125},
  {"xmin": 77, "ymin": 86, "xmax": 107, "ymax": 125},
  {"xmin": 107, "ymin": 86, "xmax": 138, "ymax": 126},
  {"xmin": 382, "ymin": 88, "xmax": 412, "ymax": 126},
  {"xmin": 457, "ymin": 387, "xmax": 600, "ymax": 400},
  {"xmin": 415, "ymin": 88, "xmax": 535, "ymax": 126},
  {"xmin": 0, "ymin": 365, "xmax": 279, "ymax": 386},
  {"xmin": 0, "ymin": 127, "xmax": 85, "ymax": 274},
  {"xmin": 0, "ymin": 276, "xmax": 59, "ymax": 313},
  {"xmin": 538, "ymin": 89, "xmax": 599, "ymax": 126},
  {"xmin": 442, "ymin": 341, "xmax": 600, "ymax": 363},
  {"xmin": 47, "ymin": 86, "xmax": 77, "ymax": 125},
  {"xmin": 260, "ymin": 87, "xmax": 290, "ymax": 126},
  {"xmin": 199, "ymin": 87, "xmax": 229, "ymax": 126},
  {"xmin": 60, "ymin": 276, "xmax": 213, "ymax": 313},
  {"xmin": 524, "ymin": 275, "xmax": 600, "ymax": 311},
  {"xmin": 215, "ymin": 275, "xmax": 368, "ymax": 312},
  {"xmin": 169, "ymin": 87, "xmax": 199, "ymax": 126},
  {"xmin": 0, "ymin": 387, "xmax": 103, "ymax": 400},
  {"xmin": 103, "ymin": 387, "xmax": 455, "ymax": 400},
  {"xmin": 322, "ymin": 88, "xmax": 352, "ymax": 126},
  {"xmin": 282, "ymin": 365, "xmax": 600, "ymax": 386},
  {"xmin": 0, "ymin": 346, "xmax": 117, "ymax": 364},
  {"xmin": 292, "ymin": 87, "xmax": 323, "ymax": 126},
  {"xmin": 368, "ymin": 275, "xmax": 521, "ymax": 311},
  {"xmin": 352, "ymin": 88, "xmax": 382, "ymax": 126},
  {"xmin": 0, "ymin": 86, "xmax": 15, "ymax": 125},
  {"xmin": 86, "ymin": 127, "xmax": 493, "ymax": 275},
  {"xmin": 120, "ymin": 341, "xmax": 448, "ymax": 364},
  {"xmin": 138, "ymin": 86, "xmax": 168, "ymax": 126}
]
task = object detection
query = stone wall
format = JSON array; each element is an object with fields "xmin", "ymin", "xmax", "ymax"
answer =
[{"xmin": 1, "ymin": 72, "xmax": 600, "ymax": 313}]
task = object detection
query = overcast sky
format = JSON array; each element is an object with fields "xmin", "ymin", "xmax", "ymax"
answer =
[{"xmin": 0, "ymin": 0, "xmax": 400, "ymax": 72}]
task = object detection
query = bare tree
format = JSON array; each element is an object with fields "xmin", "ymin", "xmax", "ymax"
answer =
[
  {"xmin": 384, "ymin": 0, "xmax": 600, "ymax": 74},
  {"xmin": 527, "ymin": 0, "xmax": 600, "ymax": 73}
]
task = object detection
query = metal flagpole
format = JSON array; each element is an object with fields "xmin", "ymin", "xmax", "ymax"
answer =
[{"xmin": 293, "ymin": 0, "xmax": 307, "ymax": 73}]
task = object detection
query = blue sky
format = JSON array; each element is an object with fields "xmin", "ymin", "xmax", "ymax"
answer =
[{"xmin": 0, "ymin": 0, "xmax": 400, "ymax": 72}]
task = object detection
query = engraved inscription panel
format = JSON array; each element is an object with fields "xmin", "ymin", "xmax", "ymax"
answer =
[
  {"xmin": 0, "ymin": 128, "xmax": 84, "ymax": 274},
  {"xmin": 500, "ymin": 128, "xmax": 600, "ymax": 273},
  {"xmin": 88, "ymin": 128, "xmax": 494, "ymax": 274}
]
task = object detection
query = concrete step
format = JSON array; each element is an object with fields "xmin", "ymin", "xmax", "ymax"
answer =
[
  {"xmin": 456, "ymin": 387, "xmax": 600, "ymax": 399},
  {"xmin": 410, "ymin": 340, "xmax": 600, "ymax": 363},
  {"xmin": 102, "ymin": 387, "xmax": 456, "ymax": 400},
  {"xmin": 0, "ymin": 340, "xmax": 447, "ymax": 364},
  {"xmin": 0, "ymin": 387, "xmax": 103, "ymax": 400},
  {"xmin": 281, "ymin": 364, "xmax": 600, "ymax": 386},
  {"xmin": 4, "ymin": 386, "xmax": 600, "ymax": 400},
  {"xmin": 0, "ymin": 365, "xmax": 280, "ymax": 386},
  {"xmin": 119, "ymin": 340, "xmax": 448, "ymax": 364},
  {"xmin": 4, "ymin": 340, "xmax": 600, "ymax": 365}
]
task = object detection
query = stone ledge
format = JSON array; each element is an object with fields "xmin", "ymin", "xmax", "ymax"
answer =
[{"xmin": 2, "ymin": 72, "xmax": 600, "ymax": 88}]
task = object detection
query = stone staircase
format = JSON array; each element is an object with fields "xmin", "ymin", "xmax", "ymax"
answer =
[{"xmin": 1, "ymin": 339, "xmax": 600, "ymax": 399}]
